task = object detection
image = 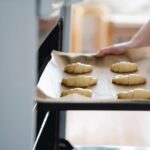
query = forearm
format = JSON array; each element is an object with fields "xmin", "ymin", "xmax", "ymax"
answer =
[
  {"xmin": 96, "ymin": 19, "xmax": 150, "ymax": 57},
  {"xmin": 129, "ymin": 19, "xmax": 150, "ymax": 48}
]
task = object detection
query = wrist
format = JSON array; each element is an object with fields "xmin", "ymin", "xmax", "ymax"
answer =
[
  {"xmin": 125, "ymin": 40, "xmax": 139, "ymax": 49},
  {"xmin": 114, "ymin": 41, "xmax": 132, "ymax": 51}
]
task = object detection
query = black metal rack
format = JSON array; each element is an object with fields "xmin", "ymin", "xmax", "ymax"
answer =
[
  {"xmin": 36, "ymin": 101, "xmax": 150, "ymax": 111},
  {"xmin": 34, "ymin": 17, "xmax": 150, "ymax": 150}
]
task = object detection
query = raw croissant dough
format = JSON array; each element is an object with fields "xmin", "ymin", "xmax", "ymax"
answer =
[
  {"xmin": 112, "ymin": 74, "xmax": 146, "ymax": 85},
  {"xmin": 61, "ymin": 88, "xmax": 92, "ymax": 97},
  {"xmin": 118, "ymin": 89, "xmax": 150, "ymax": 99},
  {"xmin": 64, "ymin": 62, "xmax": 93, "ymax": 74},
  {"xmin": 62, "ymin": 75, "xmax": 97, "ymax": 87},
  {"xmin": 111, "ymin": 62, "xmax": 138, "ymax": 73}
]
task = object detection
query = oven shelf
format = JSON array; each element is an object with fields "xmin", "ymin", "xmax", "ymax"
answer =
[{"xmin": 37, "ymin": 101, "xmax": 150, "ymax": 111}]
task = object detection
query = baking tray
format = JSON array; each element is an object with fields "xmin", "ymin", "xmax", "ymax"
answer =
[{"xmin": 36, "ymin": 47, "xmax": 150, "ymax": 110}]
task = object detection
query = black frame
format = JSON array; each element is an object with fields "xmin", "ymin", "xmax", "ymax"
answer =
[
  {"xmin": 37, "ymin": 102, "xmax": 150, "ymax": 111},
  {"xmin": 35, "ymin": 18, "xmax": 65, "ymax": 150}
]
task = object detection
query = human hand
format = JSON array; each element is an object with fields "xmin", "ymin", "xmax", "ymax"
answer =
[
  {"xmin": 96, "ymin": 19, "xmax": 150, "ymax": 57},
  {"xmin": 96, "ymin": 42, "xmax": 131, "ymax": 57}
]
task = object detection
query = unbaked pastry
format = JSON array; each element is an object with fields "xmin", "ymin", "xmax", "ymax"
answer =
[
  {"xmin": 62, "ymin": 75, "xmax": 97, "ymax": 87},
  {"xmin": 112, "ymin": 74, "xmax": 146, "ymax": 85},
  {"xmin": 111, "ymin": 62, "xmax": 137, "ymax": 73},
  {"xmin": 118, "ymin": 89, "xmax": 150, "ymax": 99},
  {"xmin": 64, "ymin": 62, "xmax": 93, "ymax": 74},
  {"xmin": 61, "ymin": 88, "xmax": 92, "ymax": 97}
]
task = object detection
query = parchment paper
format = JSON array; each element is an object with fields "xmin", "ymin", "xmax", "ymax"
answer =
[{"xmin": 37, "ymin": 47, "xmax": 150, "ymax": 103}]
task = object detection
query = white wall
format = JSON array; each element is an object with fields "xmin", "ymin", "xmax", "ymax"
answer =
[
  {"xmin": 84, "ymin": 0, "xmax": 150, "ymax": 15},
  {"xmin": 0, "ymin": 0, "xmax": 37, "ymax": 150}
]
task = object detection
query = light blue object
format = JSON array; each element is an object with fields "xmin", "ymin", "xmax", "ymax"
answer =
[{"xmin": 73, "ymin": 146, "xmax": 150, "ymax": 150}]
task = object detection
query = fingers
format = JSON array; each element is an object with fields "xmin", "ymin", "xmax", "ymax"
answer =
[
  {"xmin": 96, "ymin": 46, "xmax": 115, "ymax": 57},
  {"xmin": 96, "ymin": 43, "xmax": 128, "ymax": 57}
]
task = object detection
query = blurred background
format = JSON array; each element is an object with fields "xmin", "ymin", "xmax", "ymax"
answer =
[
  {"xmin": 39, "ymin": 0, "xmax": 150, "ymax": 52},
  {"xmin": 1, "ymin": 0, "xmax": 150, "ymax": 149},
  {"xmin": 37, "ymin": 0, "xmax": 150, "ymax": 147}
]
